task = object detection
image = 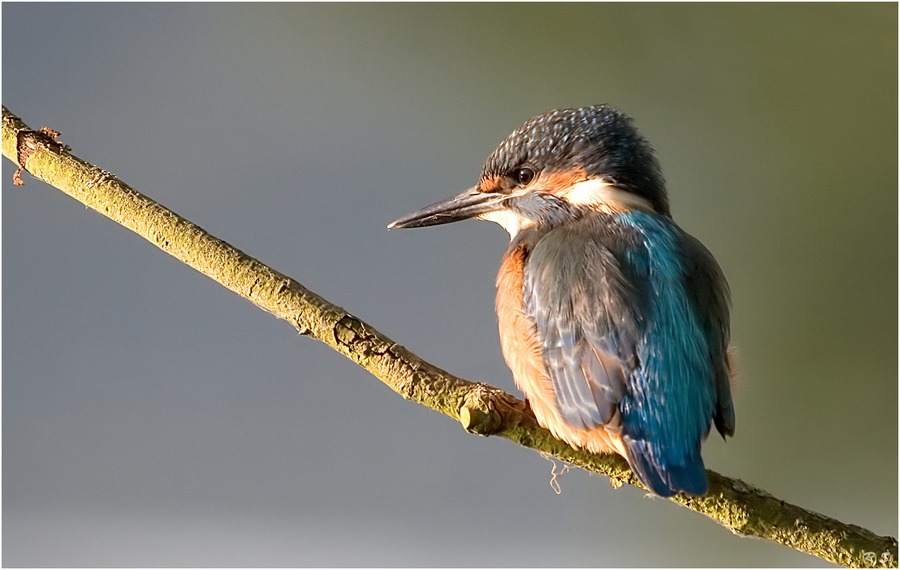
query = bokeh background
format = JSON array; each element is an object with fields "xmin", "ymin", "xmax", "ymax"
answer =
[{"xmin": 3, "ymin": 3, "xmax": 896, "ymax": 567}]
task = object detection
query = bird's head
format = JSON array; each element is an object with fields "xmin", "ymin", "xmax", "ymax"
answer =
[{"xmin": 389, "ymin": 105, "xmax": 669, "ymax": 238}]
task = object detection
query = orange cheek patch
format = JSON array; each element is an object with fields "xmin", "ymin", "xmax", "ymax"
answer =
[{"xmin": 535, "ymin": 167, "xmax": 588, "ymax": 196}]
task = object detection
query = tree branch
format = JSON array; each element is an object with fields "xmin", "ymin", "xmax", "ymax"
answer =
[{"xmin": 2, "ymin": 105, "xmax": 895, "ymax": 568}]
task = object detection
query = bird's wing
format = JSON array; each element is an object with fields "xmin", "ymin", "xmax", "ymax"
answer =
[
  {"xmin": 679, "ymin": 230, "xmax": 735, "ymax": 438},
  {"xmin": 524, "ymin": 215, "xmax": 726, "ymax": 496},
  {"xmin": 523, "ymin": 223, "xmax": 641, "ymax": 433}
]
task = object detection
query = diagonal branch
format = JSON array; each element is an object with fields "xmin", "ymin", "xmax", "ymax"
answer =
[{"xmin": 2, "ymin": 105, "xmax": 895, "ymax": 568}]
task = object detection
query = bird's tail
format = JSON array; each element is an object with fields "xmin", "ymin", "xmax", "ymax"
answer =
[{"xmin": 624, "ymin": 438, "xmax": 708, "ymax": 497}]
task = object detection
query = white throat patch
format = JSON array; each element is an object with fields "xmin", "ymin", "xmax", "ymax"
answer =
[{"xmin": 478, "ymin": 209, "xmax": 535, "ymax": 239}]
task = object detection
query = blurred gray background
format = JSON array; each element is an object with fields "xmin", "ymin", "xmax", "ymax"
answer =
[{"xmin": 3, "ymin": 3, "xmax": 896, "ymax": 567}]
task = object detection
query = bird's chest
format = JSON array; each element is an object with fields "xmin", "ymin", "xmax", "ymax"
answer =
[{"xmin": 494, "ymin": 241, "xmax": 550, "ymax": 396}]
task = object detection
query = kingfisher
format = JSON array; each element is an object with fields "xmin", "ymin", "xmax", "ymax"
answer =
[{"xmin": 388, "ymin": 105, "xmax": 734, "ymax": 497}]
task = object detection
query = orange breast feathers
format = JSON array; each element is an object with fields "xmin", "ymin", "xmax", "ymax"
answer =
[{"xmin": 495, "ymin": 242, "xmax": 630, "ymax": 459}]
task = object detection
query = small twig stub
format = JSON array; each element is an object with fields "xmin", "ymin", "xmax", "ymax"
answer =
[{"xmin": 13, "ymin": 125, "xmax": 70, "ymax": 186}]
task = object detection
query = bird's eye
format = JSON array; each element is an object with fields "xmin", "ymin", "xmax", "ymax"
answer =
[{"xmin": 514, "ymin": 167, "xmax": 536, "ymax": 186}]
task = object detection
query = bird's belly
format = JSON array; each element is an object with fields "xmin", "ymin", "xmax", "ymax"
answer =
[{"xmin": 495, "ymin": 243, "xmax": 627, "ymax": 458}]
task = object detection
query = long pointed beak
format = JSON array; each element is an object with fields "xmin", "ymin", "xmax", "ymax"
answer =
[{"xmin": 388, "ymin": 186, "xmax": 506, "ymax": 229}]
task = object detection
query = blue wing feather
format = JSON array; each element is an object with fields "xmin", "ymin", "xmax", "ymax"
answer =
[{"xmin": 524, "ymin": 212, "xmax": 731, "ymax": 496}]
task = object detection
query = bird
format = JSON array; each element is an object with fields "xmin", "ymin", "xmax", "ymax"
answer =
[{"xmin": 388, "ymin": 105, "xmax": 734, "ymax": 497}]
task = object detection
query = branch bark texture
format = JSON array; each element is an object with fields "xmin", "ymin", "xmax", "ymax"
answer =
[{"xmin": 2, "ymin": 106, "xmax": 895, "ymax": 568}]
